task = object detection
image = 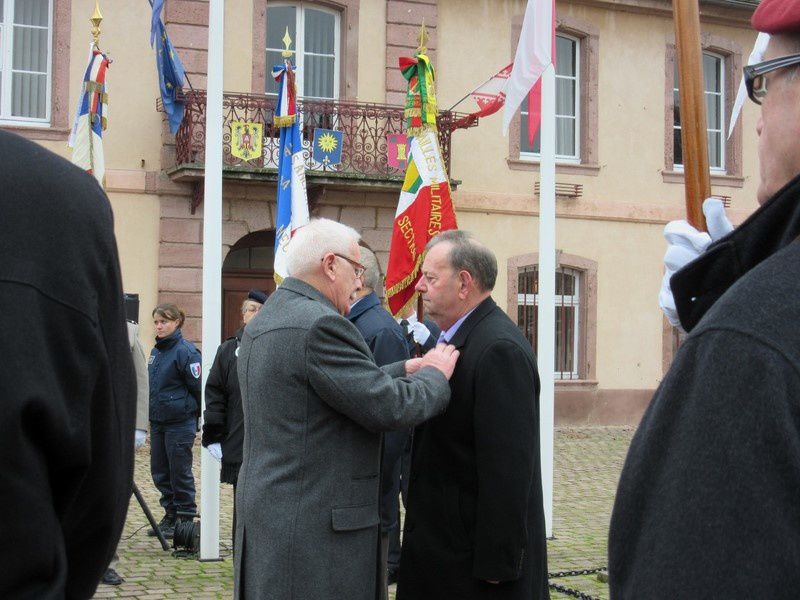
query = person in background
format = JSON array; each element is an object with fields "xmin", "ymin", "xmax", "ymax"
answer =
[
  {"xmin": 609, "ymin": 0, "xmax": 800, "ymax": 595},
  {"xmin": 147, "ymin": 303, "xmax": 202, "ymax": 539},
  {"xmin": 202, "ymin": 288, "xmax": 268, "ymax": 549},
  {"xmin": 102, "ymin": 312, "xmax": 151, "ymax": 586},
  {"xmin": 387, "ymin": 305, "xmax": 441, "ymax": 585},
  {"xmin": 345, "ymin": 247, "xmax": 410, "ymax": 598},
  {"xmin": 0, "ymin": 130, "xmax": 136, "ymax": 598}
]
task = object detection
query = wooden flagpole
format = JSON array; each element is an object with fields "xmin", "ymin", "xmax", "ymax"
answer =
[{"xmin": 672, "ymin": 0, "xmax": 711, "ymax": 231}]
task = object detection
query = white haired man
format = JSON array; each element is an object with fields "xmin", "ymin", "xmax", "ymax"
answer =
[
  {"xmin": 234, "ymin": 218, "xmax": 459, "ymax": 600},
  {"xmin": 610, "ymin": 0, "xmax": 800, "ymax": 596}
]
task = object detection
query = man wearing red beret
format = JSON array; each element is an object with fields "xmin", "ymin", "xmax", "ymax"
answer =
[{"xmin": 609, "ymin": 0, "xmax": 800, "ymax": 596}]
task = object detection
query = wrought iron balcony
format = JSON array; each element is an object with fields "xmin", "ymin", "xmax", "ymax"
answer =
[{"xmin": 164, "ymin": 90, "xmax": 476, "ymax": 190}]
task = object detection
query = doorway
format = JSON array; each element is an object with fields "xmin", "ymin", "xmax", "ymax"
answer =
[{"xmin": 222, "ymin": 230, "xmax": 277, "ymax": 340}]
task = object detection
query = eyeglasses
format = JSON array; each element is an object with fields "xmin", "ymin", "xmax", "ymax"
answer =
[
  {"xmin": 744, "ymin": 53, "xmax": 800, "ymax": 105},
  {"xmin": 332, "ymin": 253, "xmax": 366, "ymax": 278}
]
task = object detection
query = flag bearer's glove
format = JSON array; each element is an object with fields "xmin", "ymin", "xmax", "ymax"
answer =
[
  {"xmin": 408, "ymin": 321, "xmax": 432, "ymax": 345},
  {"xmin": 207, "ymin": 443, "xmax": 223, "ymax": 462},
  {"xmin": 659, "ymin": 198, "xmax": 734, "ymax": 329},
  {"xmin": 134, "ymin": 429, "xmax": 147, "ymax": 450}
]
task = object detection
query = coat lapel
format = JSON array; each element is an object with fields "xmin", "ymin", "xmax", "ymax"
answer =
[{"xmin": 448, "ymin": 296, "xmax": 496, "ymax": 349}]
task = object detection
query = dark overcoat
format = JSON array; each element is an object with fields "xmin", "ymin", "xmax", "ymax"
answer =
[
  {"xmin": 609, "ymin": 173, "xmax": 800, "ymax": 598},
  {"xmin": 234, "ymin": 278, "xmax": 451, "ymax": 600},
  {"xmin": 397, "ymin": 297, "xmax": 550, "ymax": 600}
]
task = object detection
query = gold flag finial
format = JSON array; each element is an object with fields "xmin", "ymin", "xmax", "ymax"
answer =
[
  {"xmin": 281, "ymin": 27, "xmax": 295, "ymax": 58},
  {"xmin": 417, "ymin": 19, "xmax": 428, "ymax": 54},
  {"xmin": 90, "ymin": 0, "xmax": 103, "ymax": 48}
]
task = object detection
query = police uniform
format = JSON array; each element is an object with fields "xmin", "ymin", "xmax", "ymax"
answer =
[{"xmin": 148, "ymin": 328, "xmax": 202, "ymax": 519}]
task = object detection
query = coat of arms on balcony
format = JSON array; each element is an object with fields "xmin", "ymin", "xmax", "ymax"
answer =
[
  {"xmin": 312, "ymin": 128, "xmax": 343, "ymax": 167},
  {"xmin": 231, "ymin": 120, "xmax": 263, "ymax": 161},
  {"xmin": 386, "ymin": 133, "xmax": 409, "ymax": 170}
]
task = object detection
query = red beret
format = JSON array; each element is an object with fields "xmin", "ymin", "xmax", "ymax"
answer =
[{"xmin": 752, "ymin": 0, "xmax": 800, "ymax": 34}]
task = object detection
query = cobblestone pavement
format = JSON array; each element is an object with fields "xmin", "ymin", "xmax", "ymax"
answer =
[{"xmin": 93, "ymin": 426, "xmax": 634, "ymax": 599}]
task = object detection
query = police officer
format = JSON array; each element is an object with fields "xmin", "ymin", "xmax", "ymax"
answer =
[{"xmin": 147, "ymin": 303, "xmax": 202, "ymax": 538}]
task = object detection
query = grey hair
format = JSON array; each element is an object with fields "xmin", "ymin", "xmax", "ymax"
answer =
[
  {"xmin": 359, "ymin": 246, "xmax": 381, "ymax": 291},
  {"xmin": 426, "ymin": 230, "xmax": 497, "ymax": 292},
  {"xmin": 286, "ymin": 218, "xmax": 361, "ymax": 277}
]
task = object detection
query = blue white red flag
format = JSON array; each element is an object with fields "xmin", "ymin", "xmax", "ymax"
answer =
[
  {"xmin": 272, "ymin": 60, "xmax": 309, "ymax": 284},
  {"xmin": 151, "ymin": 0, "xmax": 186, "ymax": 134},
  {"xmin": 69, "ymin": 46, "xmax": 110, "ymax": 187}
]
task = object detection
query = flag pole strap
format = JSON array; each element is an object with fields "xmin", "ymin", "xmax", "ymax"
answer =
[{"xmin": 672, "ymin": 0, "xmax": 710, "ymax": 231}]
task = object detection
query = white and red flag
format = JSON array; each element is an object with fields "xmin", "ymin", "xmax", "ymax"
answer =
[
  {"xmin": 467, "ymin": 63, "xmax": 513, "ymax": 118},
  {"xmin": 502, "ymin": 0, "xmax": 554, "ymax": 143}
]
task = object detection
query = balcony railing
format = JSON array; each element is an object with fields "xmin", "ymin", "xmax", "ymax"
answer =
[{"xmin": 166, "ymin": 90, "xmax": 476, "ymax": 186}]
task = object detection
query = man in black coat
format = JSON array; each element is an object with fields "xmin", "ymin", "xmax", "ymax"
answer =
[
  {"xmin": 397, "ymin": 230, "xmax": 549, "ymax": 600},
  {"xmin": 0, "ymin": 130, "xmax": 136, "ymax": 598},
  {"xmin": 609, "ymin": 1, "xmax": 800, "ymax": 596},
  {"xmin": 346, "ymin": 247, "xmax": 410, "ymax": 599}
]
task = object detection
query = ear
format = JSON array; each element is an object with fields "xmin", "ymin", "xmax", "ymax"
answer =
[
  {"xmin": 457, "ymin": 270, "xmax": 473, "ymax": 299},
  {"xmin": 321, "ymin": 253, "xmax": 337, "ymax": 282}
]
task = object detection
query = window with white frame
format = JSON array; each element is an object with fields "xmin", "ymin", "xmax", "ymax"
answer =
[
  {"xmin": 517, "ymin": 265, "xmax": 581, "ymax": 380},
  {"xmin": 673, "ymin": 52, "xmax": 725, "ymax": 171},
  {"xmin": 520, "ymin": 34, "xmax": 579, "ymax": 161},
  {"xmin": 0, "ymin": 0, "xmax": 52, "ymax": 125},
  {"xmin": 265, "ymin": 2, "xmax": 339, "ymax": 100}
]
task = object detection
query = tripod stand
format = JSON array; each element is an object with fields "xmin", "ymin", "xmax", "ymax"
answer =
[{"xmin": 133, "ymin": 482, "xmax": 170, "ymax": 551}]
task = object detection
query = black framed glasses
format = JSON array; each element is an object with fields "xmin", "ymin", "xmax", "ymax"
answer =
[
  {"xmin": 744, "ymin": 53, "xmax": 800, "ymax": 105},
  {"xmin": 332, "ymin": 253, "xmax": 366, "ymax": 278}
]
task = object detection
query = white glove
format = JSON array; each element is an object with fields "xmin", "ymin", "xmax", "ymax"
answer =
[
  {"xmin": 134, "ymin": 429, "xmax": 147, "ymax": 450},
  {"xmin": 659, "ymin": 198, "xmax": 734, "ymax": 328},
  {"xmin": 408, "ymin": 321, "xmax": 431, "ymax": 345},
  {"xmin": 207, "ymin": 443, "xmax": 223, "ymax": 462}
]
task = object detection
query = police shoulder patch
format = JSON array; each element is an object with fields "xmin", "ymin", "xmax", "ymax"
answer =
[{"xmin": 190, "ymin": 362, "xmax": 201, "ymax": 379}]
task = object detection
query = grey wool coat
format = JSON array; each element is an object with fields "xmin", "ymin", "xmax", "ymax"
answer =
[{"xmin": 233, "ymin": 277, "xmax": 451, "ymax": 600}]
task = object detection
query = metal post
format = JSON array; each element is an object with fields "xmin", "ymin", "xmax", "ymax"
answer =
[
  {"xmin": 199, "ymin": 0, "xmax": 224, "ymax": 561},
  {"xmin": 537, "ymin": 62, "xmax": 556, "ymax": 538}
]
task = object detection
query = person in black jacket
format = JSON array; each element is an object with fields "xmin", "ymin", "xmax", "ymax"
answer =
[
  {"xmin": 397, "ymin": 230, "xmax": 549, "ymax": 600},
  {"xmin": 609, "ymin": 2, "xmax": 800, "ymax": 596},
  {"xmin": 202, "ymin": 289, "xmax": 267, "ymax": 546},
  {"xmin": 346, "ymin": 246, "xmax": 411, "ymax": 600},
  {"xmin": 0, "ymin": 130, "xmax": 136, "ymax": 598},
  {"xmin": 148, "ymin": 303, "xmax": 202, "ymax": 538}
]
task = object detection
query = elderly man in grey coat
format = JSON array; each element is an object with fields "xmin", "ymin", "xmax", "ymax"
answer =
[{"xmin": 234, "ymin": 218, "xmax": 458, "ymax": 600}]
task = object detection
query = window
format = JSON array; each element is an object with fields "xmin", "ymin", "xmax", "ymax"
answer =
[
  {"xmin": 673, "ymin": 52, "xmax": 724, "ymax": 171},
  {"xmin": 520, "ymin": 34, "xmax": 579, "ymax": 162},
  {"xmin": 265, "ymin": 2, "xmax": 339, "ymax": 100},
  {"xmin": 517, "ymin": 265, "xmax": 582, "ymax": 380},
  {"xmin": 0, "ymin": 0, "xmax": 52, "ymax": 125}
]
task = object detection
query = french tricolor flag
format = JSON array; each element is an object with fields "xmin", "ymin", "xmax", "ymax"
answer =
[{"xmin": 69, "ymin": 47, "xmax": 110, "ymax": 187}]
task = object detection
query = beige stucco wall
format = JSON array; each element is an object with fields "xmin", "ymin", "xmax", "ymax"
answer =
[
  {"xmin": 440, "ymin": 0, "xmax": 762, "ymax": 213},
  {"xmin": 458, "ymin": 210, "xmax": 665, "ymax": 390},
  {"xmin": 107, "ymin": 192, "xmax": 161, "ymax": 339}
]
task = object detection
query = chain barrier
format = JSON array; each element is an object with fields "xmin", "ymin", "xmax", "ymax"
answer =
[{"xmin": 548, "ymin": 566, "xmax": 607, "ymax": 600}]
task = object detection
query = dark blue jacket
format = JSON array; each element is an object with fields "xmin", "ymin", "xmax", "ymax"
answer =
[
  {"xmin": 347, "ymin": 291, "xmax": 410, "ymax": 532},
  {"xmin": 148, "ymin": 328, "xmax": 202, "ymax": 424}
]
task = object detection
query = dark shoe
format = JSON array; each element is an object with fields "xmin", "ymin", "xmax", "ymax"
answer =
[
  {"xmin": 387, "ymin": 567, "xmax": 399, "ymax": 586},
  {"xmin": 101, "ymin": 568, "xmax": 123, "ymax": 586},
  {"xmin": 147, "ymin": 513, "xmax": 176, "ymax": 538}
]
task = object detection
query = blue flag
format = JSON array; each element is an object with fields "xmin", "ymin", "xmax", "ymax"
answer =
[
  {"xmin": 272, "ymin": 61, "xmax": 309, "ymax": 283},
  {"xmin": 151, "ymin": 0, "xmax": 186, "ymax": 134},
  {"xmin": 312, "ymin": 128, "xmax": 344, "ymax": 167}
]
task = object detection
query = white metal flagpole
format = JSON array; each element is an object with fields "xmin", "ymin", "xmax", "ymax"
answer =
[
  {"xmin": 537, "ymin": 60, "xmax": 556, "ymax": 538},
  {"xmin": 199, "ymin": 0, "xmax": 224, "ymax": 561}
]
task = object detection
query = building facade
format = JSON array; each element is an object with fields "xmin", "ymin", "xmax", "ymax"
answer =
[{"xmin": 2, "ymin": 0, "xmax": 759, "ymax": 424}]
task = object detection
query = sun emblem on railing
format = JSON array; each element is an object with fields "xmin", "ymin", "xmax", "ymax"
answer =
[{"xmin": 317, "ymin": 132, "xmax": 338, "ymax": 153}]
